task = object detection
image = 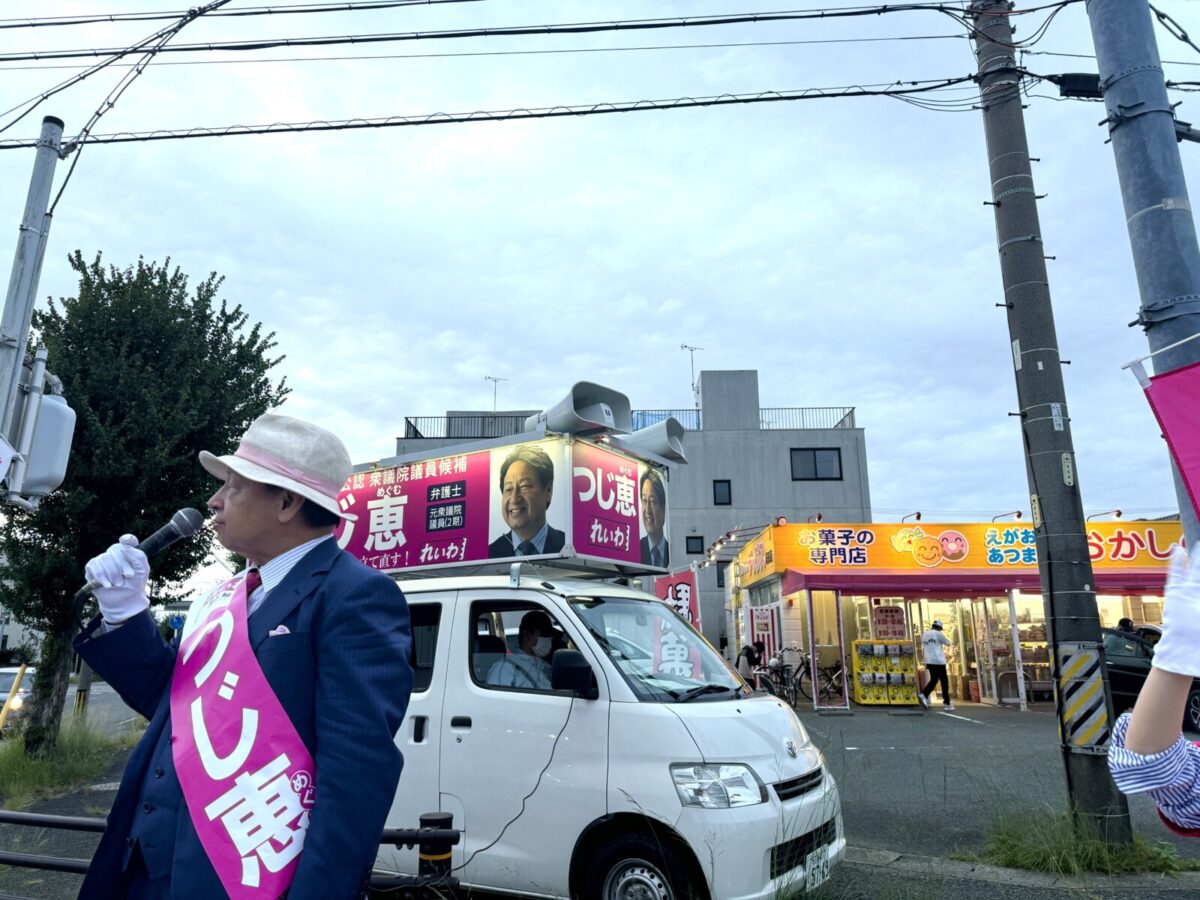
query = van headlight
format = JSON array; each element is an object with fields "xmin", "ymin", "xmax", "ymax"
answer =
[{"xmin": 670, "ymin": 764, "xmax": 767, "ymax": 808}]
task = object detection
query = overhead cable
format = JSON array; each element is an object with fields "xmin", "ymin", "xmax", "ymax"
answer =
[
  {"xmin": 0, "ymin": 34, "xmax": 967, "ymax": 72},
  {"xmin": 0, "ymin": 0, "xmax": 1079, "ymax": 31},
  {"xmin": 0, "ymin": 3, "xmax": 1081, "ymax": 64},
  {"xmin": 1150, "ymin": 2, "xmax": 1200, "ymax": 58},
  {"xmin": 0, "ymin": 0, "xmax": 232, "ymax": 133},
  {"xmin": 48, "ymin": 1, "xmax": 236, "ymax": 213},
  {"xmin": 0, "ymin": 76, "xmax": 980, "ymax": 151},
  {"xmin": 0, "ymin": 0, "xmax": 488, "ymax": 30}
]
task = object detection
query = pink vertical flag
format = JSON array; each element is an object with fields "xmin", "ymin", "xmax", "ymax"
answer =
[{"xmin": 1144, "ymin": 358, "xmax": 1200, "ymax": 516}]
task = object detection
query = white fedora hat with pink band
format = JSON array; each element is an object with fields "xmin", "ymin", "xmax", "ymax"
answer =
[{"xmin": 199, "ymin": 412, "xmax": 356, "ymax": 520}]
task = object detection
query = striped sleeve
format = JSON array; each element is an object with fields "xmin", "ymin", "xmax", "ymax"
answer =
[{"xmin": 1108, "ymin": 712, "xmax": 1200, "ymax": 832}]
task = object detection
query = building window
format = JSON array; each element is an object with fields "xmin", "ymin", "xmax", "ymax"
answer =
[
  {"xmin": 717, "ymin": 562, "xmax": 729, "ymax": 589},
  {"xmin": 713, "ymin": 479, "xmax": 732, "ymax": 506},
  {"xmin": 686, "ymin": 535, "xmax": 704, "ymax": 555},
  {"xmin": 791, "ymin": 448, "xmax": 842, "ymax": 481}
]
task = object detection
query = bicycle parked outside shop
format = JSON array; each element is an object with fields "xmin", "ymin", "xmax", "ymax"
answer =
[
  {"xmin": 752, "ymin": 645, "xmax": 813, "ymax": 707},
  {"xmin": 816, "ymin": 658, "xmax": 846, "ymax": 703}
]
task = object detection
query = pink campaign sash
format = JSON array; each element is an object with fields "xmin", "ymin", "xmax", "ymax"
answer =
[{"xmin": 170, "ymin": 574, "xmax": 316, "ymax": 898}]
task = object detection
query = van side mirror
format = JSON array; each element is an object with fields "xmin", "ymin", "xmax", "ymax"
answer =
[{"xmin": 551, "ymin": 650, "xmax": 599, "ymax": 699}]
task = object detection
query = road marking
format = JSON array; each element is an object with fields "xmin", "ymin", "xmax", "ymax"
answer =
[
  {"xmin": 938, "ymin": 710, "xmax": 986, "ymax": 724},
  {"xmin": 88, "ymin": 782, "xmax": 121, "ymax": 791}
]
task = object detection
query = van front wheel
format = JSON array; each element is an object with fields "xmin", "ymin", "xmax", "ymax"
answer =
[{"xmin": 584, "ymin": 833, "xmax": 699, "ymax": 900}]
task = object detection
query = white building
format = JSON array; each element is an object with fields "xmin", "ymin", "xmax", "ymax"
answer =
[{"xmin": 390, "ymin": 369, "xmax": 873, "ymax": 650}]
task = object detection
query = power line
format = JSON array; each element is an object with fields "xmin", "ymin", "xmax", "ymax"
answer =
[
  {"xmin": 1024, "ymin": 48, "xmax": 1200, "ymax": 67},
  {"xmin": 0, "ymin": 0, "xmax": 487, "ymax": 30},
  {"xmin": 49, "ymin": 1, "xmax": 237, "ymax": 212},
  {"xmin": 0, "ymin": 1, "xmax": 237, "ymax": 134},
  {"xmin": 1150, "ymin": 2, "xmax": 1200, "ymax": 58},
  {"xmin": 0, "ymin": 0, "xmax": 1078, "ymax": 31},
  {"xmin": 0, "ymin": 34, "xmax": 968, "ymax": 73},
  {"xmin": 0, "ymin": 76, "xmax": 980, "ymax": 151},
  {"xmin": 0, "ymin": 3, "xmax": 1080, "ymax": 64}
]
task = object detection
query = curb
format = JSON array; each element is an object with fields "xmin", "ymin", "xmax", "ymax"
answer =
[{"xmin": 844, "ymin": 845, "xmax": 1200, "ymax": 893}]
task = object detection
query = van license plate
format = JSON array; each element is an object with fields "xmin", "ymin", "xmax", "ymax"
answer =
[{"xmin": 804, "ymin": 848, "xmax": 830, "ymax": 891}]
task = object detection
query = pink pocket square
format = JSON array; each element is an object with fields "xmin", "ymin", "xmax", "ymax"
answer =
[{"xmin": 268, "ymin": 625, "xmax": 291, "ymax": 637}]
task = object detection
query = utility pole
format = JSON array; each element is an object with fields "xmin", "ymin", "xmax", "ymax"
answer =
[
  {"xmin": 970, "ymin": 1, "xmax": 1131, "ymax": 843},
  {"xmin": 0, "ymin": 117, "xmax": 63, "ymax": 449},
  {"xmin": 1085, "ymin": 0, "xmax": 1200, "ymax": 547}
]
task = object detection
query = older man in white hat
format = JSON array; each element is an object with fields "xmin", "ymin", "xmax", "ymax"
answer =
[{"xmin": 73, "ymin": 412, "xmax": 413, "ymax": 900}]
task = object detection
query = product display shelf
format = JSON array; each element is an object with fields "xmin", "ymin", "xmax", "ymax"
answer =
[
  {"xmin": 851, "ymin": 639, "xmax": 918, "ymax": 706},
  {"xmin": 1018, "ymin": 627, "xmax": 1052, "ymax": 698}
]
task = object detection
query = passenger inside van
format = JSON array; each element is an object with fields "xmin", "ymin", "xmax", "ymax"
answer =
[{"xmin": 486, "ymin": 610, "xmax": 556, "ymax": 690}]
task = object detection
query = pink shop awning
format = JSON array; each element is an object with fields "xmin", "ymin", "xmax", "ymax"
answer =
[{"xmin": 779, "ymin": 568, "xmax": 1166, "ymax": 597}]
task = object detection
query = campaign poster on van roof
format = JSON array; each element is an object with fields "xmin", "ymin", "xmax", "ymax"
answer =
[
  {"xmin": 335, "ymin": 447, "xmax": 494, "ymax": 571},
  {"xmin": 571, "ymin": 441, "xmax": 670, "ymax": 572},
  {"xmin": 337, "ymin": 436, "xmax": 668, "ymax": 574},
  {"xmin": 487, "ymin": 440, "xmax": 570, "ymax": 560}
]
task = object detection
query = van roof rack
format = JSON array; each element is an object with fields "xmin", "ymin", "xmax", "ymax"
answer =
[{"xmin": 391, "ymin": 558, "xmax": 653, "ymax": 587}]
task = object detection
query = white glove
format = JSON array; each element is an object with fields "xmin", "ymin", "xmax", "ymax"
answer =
[
  {"xmin": 1151, "ymin": 546, "xmax": 1200, "ymax": 677},
  {"xmin": 84, "ymin": 534, "xmax": 149, "ymax": 625}
]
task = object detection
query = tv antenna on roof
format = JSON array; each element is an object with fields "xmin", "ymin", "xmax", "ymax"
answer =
[
  {"xmin": 484, "ymin": 375, "xmax": 508, "ymax": 413},
  {"xmin": 680, "ymin": 344, "xmax": 704, "ymax": 407}
]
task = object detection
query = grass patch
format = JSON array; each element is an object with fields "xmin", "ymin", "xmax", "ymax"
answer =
[
  {"xmin": 967, "ymin": 807, "xmax": 1200, "ymax": 877},
  {"xmin": 0, "ymin": 721, "xmax": 139, "ymax": 810}
]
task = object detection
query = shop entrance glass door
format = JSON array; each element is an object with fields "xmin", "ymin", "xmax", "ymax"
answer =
[{"xmin": 970, "ymin": 598, "xmax": 998, "ymax": 704}]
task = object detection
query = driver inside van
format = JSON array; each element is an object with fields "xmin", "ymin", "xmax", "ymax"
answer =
[{"xmin": 487, "ymin": 610, "xmax": 555, "ymax": 690}]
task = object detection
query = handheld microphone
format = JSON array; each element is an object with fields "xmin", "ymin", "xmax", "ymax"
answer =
[{"xmin": 74, "ymin": 507, "xmax": 206, "ymax": 601}]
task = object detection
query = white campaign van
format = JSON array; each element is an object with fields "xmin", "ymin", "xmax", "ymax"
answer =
[{"xmin": 373, "ymin": 570, "xmax": 845, "ymax": 900}]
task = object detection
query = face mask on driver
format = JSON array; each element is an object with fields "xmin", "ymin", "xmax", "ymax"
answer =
[{"xmin": 532, "ymin": 636, "xmax": 553, "ymax": 658}]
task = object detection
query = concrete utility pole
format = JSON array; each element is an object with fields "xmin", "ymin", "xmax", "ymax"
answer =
[
  {"xmin": 0, "ymin": 116, "xmax": 63, "ymax": 450},
  {"xmin": 1086, "ymin": 0, "xmax": 1200, "ymax": 548},
  {"xmin": 970, "ymin": 1, "xmax": 1131, "ymax": 843}
]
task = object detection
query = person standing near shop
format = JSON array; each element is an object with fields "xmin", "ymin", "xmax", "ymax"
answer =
[
  {"xmin": 917, "ymin": 620, "xmax": 954, "ymax": 711},
  {"xmin": 736, "ymin": 640, "xmax": 765, "ymax": 680}
]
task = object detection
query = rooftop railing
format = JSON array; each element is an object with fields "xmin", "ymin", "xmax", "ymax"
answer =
[
  {"xmin": 401, "ymin": 406, "xmax": 855, "ymax": 439},
  {"xmin": 631, "ymin": 409, "xmax": 702, "ymax": 431},
  {"xmin": 403, "ymin": 415, "xmax": 528, "ymax": 440},
  {"xmin": 760, "ymin": 407, "xmax": 856, "ymax": 430}
]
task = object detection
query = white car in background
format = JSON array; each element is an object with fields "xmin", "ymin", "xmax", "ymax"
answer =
[{"xmin": 0, "ymin": 666, "xmax": 36, "ymax": 729}]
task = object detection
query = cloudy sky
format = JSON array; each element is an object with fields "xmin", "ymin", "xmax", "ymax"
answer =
[{"xmin": 0, "ymin": 0, "xmax": 1196, "ymax": 532}]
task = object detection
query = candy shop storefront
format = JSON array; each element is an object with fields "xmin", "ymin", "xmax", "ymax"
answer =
[{"xmin": 727, "ymin": 521, "xmax": 1179, "ymax": 709}]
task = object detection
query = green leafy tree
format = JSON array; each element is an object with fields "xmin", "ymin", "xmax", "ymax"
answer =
[{"xmin": 0, "ymin": 251, "xmax": 289, "ymax": 754}]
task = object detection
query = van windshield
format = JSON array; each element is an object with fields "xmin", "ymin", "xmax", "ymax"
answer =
[{"xmin": 568, "ymin": 595, "xmax": 745, "ymax": 702}]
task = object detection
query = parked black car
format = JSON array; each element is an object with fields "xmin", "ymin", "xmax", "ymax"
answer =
[{"xmin": 1102, "ymin": 628, "xmax": 1200, "ymax": 733}]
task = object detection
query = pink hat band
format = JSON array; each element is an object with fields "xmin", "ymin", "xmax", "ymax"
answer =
[{"xmin": 235, "ymin": 442, "xmax": 341, "ymax": 498}]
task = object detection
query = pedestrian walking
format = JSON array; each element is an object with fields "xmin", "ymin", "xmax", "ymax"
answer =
[{"xmin": 917, "ymin": 620, "xmax": 954, "ymax": 711}]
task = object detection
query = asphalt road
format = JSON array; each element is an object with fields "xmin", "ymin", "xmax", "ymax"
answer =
[
  {"xmin": 1, "ymin": 695, "xmax": 1198, "ymax": 899},
  {"xmin": 797, "ymin": 701, "xmax": 1200, "ymax": 863}
]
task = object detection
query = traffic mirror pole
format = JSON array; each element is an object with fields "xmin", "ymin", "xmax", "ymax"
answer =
[
  {"xmin": 0, "ymin": 116, "xmax": 63, "ymax": 472},
  {"xmin": 970, "ymin": 1, "xmax": 1132, "ymax": 844}
]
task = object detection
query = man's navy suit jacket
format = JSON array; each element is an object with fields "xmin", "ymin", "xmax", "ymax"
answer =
[
  {"xmin": 73, "ymin": 538, "xmax": 413, "ymax": 900},
  {"xmin": 639, "ymin": 536, "xmax": 669, "ymax": 568},
  {"xmin": 486, "ymin": 525, "xmax": 566, "ymax": 558}
]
